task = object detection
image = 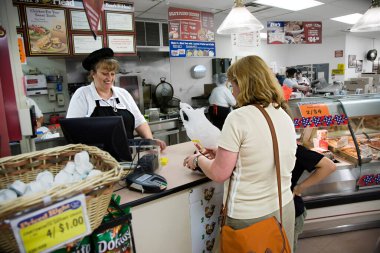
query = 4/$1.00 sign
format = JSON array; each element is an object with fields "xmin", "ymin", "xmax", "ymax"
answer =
[{"xmin": 10, "ymin": 194, "xmax": 91, "ymax": 253}]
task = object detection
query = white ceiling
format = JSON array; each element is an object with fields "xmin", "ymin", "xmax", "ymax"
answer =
[{"xmin": 132, "ymin": 0, "xmax": 380, "ymax": 40}]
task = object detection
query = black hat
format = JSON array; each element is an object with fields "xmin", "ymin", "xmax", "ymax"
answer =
[{"xmin": 82, "ymin": 47, "xmax": 114, "ymax": 71}]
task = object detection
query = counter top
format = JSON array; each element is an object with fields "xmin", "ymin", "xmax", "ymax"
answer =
[{"xmin": 114, "ymin": 141, "xmax": 210, "ymax": 208}]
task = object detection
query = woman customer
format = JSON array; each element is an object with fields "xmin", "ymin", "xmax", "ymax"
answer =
[
  {"xmin": 183, "ymin": 55, "xmax": 297, "ymax": 251},
  {"xmin": 208, "ymin": 73, "xmax": 236, "ymax": 130},
  {"xmin": 66, "ymin": 47, "xmax": 166, "ymax": 150}
]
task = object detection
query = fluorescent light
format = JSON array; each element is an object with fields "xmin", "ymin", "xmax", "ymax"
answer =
[
  {"xmin": 331, "ymin": 13, "xmax": 363, "ymax": 24},
  {"xmin": 351, "ymin": 1, "xmax": 380, "ymax": 32},
  {"xmin": 217, "ymin": 0, "xmax": 264, "ymax": 34},
  {"xmin": 254, "ymin": 0, "xmax": 324, "ymax": 11}
]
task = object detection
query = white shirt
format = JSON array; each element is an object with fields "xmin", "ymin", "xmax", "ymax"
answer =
[
  {"xmin": 282, "ymin": 78, "xmax": 298, "ymax": 88},
  {"xmin": 66, "ymin": 82, "xmax": 146, "ymax": 128},
  {"xmin": 296, "ymin": 76, "xmax": 310, "ymax": 85},
  {"xmin": 218, "ymin": 104, "xmax": 297, "ymax": 219},
  {"xmin": 26, "ymin": 97, "xmax": 43, "ymax": 118},
  {"xmin": 208, "ymin": 85, "xmax": 236, "ymax": 108}
]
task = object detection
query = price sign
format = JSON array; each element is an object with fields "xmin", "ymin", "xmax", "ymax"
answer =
[
  {"xmin": 298, "ymin": 103, "xmax": 330, "ymax": 117},
  {"xmin": 10, "ymin": 194, "xmax": 91, "ymax": 253}
]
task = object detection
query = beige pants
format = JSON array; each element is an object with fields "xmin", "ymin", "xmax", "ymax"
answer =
[{"xmin": 213, "ymin": 200, "xmax": 295, "ymax": 253}]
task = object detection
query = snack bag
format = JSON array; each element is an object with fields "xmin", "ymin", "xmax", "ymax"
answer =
[
  {"xmin": 179, "ymin": 102, "xmax": 221, "ymax": 149},
  {"xmin": 92, "ymin": 195, "xmax": 135, "ymax": 253},
  {"xmin": 51, "ymin": 236, "xmax": 91, "ymax": 253}
]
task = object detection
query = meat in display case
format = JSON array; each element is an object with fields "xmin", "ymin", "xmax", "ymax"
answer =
[{"xmin": 288, "ymin": 94, "xmax": 380, "ymax": 198}]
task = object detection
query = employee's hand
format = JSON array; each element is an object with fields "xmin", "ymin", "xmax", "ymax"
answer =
[{"xmin": 155, "ymin": 139, "xmax": 167, "ymax": 151}]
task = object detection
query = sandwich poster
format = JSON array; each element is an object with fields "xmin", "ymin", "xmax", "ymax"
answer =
[
  {"xmin": 168, "ymin": 7, "xmax": 216, "ymax": 58},
  {"xmin": 267, "ymin": 21, "xmax": 322, "ymax": 44},
  {"xmin": 26, "ymin": 7, "xmax": 69, "ymax": 55}
]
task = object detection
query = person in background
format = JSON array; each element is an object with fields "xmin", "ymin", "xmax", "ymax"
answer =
[
  {"xmin": 208, "ymin": 73, "xmax": 236, "ymax": 130},
  {"xmin": 292, "ymin": 145, "xmax": 336, "ymax": 251},
  {"xmin": 295, "ymin": 69, "xmax": 310, "ymax": 86},
  {"xmin": 184, "ymin": 55, "xmax": 297, "ymax": 252},
  {"xmin": 66, "ymin": 47, "xmax": 166, "ymax": 150},
  {"xmin": 283, "ymin": 68, "xmax": 310, "ymax": 93},
  {"xmin": 26, "ymin": 97, "xmax": 44, "ymax": 128}
]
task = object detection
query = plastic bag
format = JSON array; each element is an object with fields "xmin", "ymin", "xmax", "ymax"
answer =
[{"xmin": 180, "ymin": 102, "xmax": 221, "ymax": 149}]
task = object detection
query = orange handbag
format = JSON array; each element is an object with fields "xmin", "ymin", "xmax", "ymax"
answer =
[{"xmin": 220, "ymin": 104, "xmax": 292, "ymax": 253}]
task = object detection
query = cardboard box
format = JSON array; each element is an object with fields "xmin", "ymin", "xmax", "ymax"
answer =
[
  {"xmin": 344, "ymin": 77, "xmax": 373, "ymax": 91},
  {"xmin": 361, "ymin": 73, "xmax": 380, "ymax": 85}
]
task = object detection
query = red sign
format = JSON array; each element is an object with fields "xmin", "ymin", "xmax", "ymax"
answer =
[
  {"xmin": 82, "ymin": 0, "xmax": 104, "ymax": 38},
  {"xmin": 303, "ymin": 22, "xmax": 322, "ymax": 44},
  {"xmin": 168, "ymin": 7, "xmax": 215, "ymax": 42}
]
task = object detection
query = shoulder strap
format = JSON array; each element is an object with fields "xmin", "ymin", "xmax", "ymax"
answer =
[{"xmin": 221, "ymin": 104, "xmax": 284, "ymax": 226}]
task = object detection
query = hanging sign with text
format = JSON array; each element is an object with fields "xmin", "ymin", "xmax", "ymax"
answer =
[
  {"xmin": 168, "ymin": 7, "xmax": 215, "ymax": 57},
  {"xmin": 267, "ymin": 21, "xmax": 322, "ymax": 44}
]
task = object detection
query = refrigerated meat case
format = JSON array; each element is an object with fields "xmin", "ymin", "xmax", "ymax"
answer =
[{"xmin": 288, "ymin": 93, "xmax": 380, "ymax": 237}]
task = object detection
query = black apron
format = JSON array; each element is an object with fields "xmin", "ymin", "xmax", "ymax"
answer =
[{"xmin": 91, "ymin": 98, "xmax": 135, "ymax": 139}]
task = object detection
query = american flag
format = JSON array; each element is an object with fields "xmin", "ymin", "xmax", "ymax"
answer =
[
  {"xmin": 312, "ymin": 116, "xmax": 323, "ymax": 127},
  {"xmin": 83, "ymin": 0, "xmax": 104, "ymax": 38}
]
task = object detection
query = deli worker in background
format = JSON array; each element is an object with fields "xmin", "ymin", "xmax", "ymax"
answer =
[
  {"xmin": 208, "ymin": 73, "xmax": 236, "ymax": 130},
  {"xmin": 66, "ymin": 47, "xmax": 166, "ymax": 150}
]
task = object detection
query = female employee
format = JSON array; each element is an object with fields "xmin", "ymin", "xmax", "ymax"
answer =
[
  {"xmin": 208, "ymin": 73, "xmax": 236, "ymax": 130},
  {"xmin": 184, "ymin": 55, "xmax": 297, "ymax": 251},
  {"xmin": 66, "ymin": 47, "xmax": 166, "ymax": 150}
]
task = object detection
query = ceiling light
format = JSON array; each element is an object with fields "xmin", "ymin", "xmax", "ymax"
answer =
[
  {"xmin": 351, "ymin": 0, "xmax": 380, "ymax": 32},
  {"xmin": 254, "ymin": 0, "xmax": 324, "ymax": 11},
  {"xmin": 331, "ymin": 13, "xmax": 363, "ymax": 24},
  {"xmin": 217, "ymin": 0, "xmax": 264, "ymax": 34}
]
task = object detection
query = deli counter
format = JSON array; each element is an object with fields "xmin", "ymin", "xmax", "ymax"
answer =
[{"xmin": 288, "ymin": 93, "xmax": 380, "ymax": 237}]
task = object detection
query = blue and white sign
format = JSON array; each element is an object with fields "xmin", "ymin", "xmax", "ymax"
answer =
[{"xmin": 169, "ymin": 40, "xmax": 215, "ymax": 58}]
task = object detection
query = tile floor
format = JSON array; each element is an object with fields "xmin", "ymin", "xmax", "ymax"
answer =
[{"xmin": 296, "ymin": 228, "xmax": 380, "ymax": 253}]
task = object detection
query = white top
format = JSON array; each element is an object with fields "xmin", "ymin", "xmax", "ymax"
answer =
[
  {"xmin": 26, "ymin": 97, "xmax": 43, "ymax": 118},
  {"xmin": 208, "ymin": 85, "xmax": 236, "ymax": 108},
  {"xmin": 66, "ymin": 82, "xmax": 146, "ymax": 128},
  {"xmin": 218, "ymin": 104, "xmax": 296, "ymax": 219},
  {"xmin": 283, "ymin": 78, "xmax": 298, "ymax": 88},
  {"xmin": 296, "ymin": 76, "xmax": 310, "ymax": 85}
]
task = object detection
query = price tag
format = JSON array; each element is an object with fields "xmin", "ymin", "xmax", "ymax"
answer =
[
  {"xmin": 10, "ymin": 194, "xmax": 91, "ymax": 253},
  {"xmin": 298, "ymin": 103, "xmax": 330, "ymax": 117}
]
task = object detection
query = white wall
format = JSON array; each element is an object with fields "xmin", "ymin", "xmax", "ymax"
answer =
[
  {"xmin": 215, "ymin": 34, "xmax": 289, "ymax": 72},
  {"xmin": 345, "ymin": 34, "xmax": 380, "ymax": 80},
  {"xmin": 170, "ymin": 57, "xmax": 213, "ymax": 104}
]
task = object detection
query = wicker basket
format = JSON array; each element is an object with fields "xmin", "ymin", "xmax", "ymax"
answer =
[{"xmin": 0, "ymin": 144, "xmax": 121, "ymax": 253}]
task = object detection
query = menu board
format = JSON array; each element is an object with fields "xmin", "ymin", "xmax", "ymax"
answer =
[
  {"xmin": 168, "ymin": 7, "xmax": 215, "ymax": 57},
  {"xmin": 26, "ymin": 7, "xmax": 69, "ymax": 55},
  {"xmin": 72, "ymin": 35, "xmax": 103, "ymax": 54},
  {"xmin": 70, "ymin": 10, "xmax": 102, "ymax": 31},
  {"xmin": 267, "ymin": 21, "xmax": 322, "ymax": 44},
  {"xmin": 107, "ymin": 35, "xmax": 135, "ymax": 53},
  {"xmin": 106, "ymin": 12, "xmax": 133, "ymax": 31}
]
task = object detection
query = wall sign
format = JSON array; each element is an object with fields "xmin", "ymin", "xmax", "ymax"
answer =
[
  {"xmin": 105, "ymin": 11, "xmax": 133, "ymax": 31},
  {"xmin": 267, "ymin": 21, "xmax": 322, "ymax": 44},
  {"xmin": 335, "ymin": 50, "xmax": 343, "ymax": 58},
  {"xmin": 107, "ymin": 35, "xmax": 135, "ymax": 53},
  {"xmin": 72, "ymin": 35, "xmax": 103, "ymax": 54},
  {"xmin": 168, "ymin": 7, "xmax": 215, "ymax": 57},
  {"xmin": 70, "ymin": 10, "xmax": 102, "ymax": 31},
  {"xmin": 25, "ymin": 7, "xmax": 70, "ymax": 55}
]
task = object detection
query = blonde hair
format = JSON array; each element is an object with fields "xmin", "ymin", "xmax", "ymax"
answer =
[
  {"xmin": 227, "ymin": 55, "xmax": 286, "ymax": 109},
  {"xmin": 88, "ymin": 58, "xmax": 120, "ymax": 81}
]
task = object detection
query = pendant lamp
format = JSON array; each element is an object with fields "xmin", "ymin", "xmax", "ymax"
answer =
[
  {"xmin": 217, "ymin": 0, "xmax": 264, "ymax": 34},
  {"xmin": 351, "ymin": 0, "xmax": 380, "ymax": 32}
]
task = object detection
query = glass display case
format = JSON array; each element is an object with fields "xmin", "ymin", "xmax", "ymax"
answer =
[{"xmin": 288, "ymin": 94, "xmax": 380, "ymax": 199}]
